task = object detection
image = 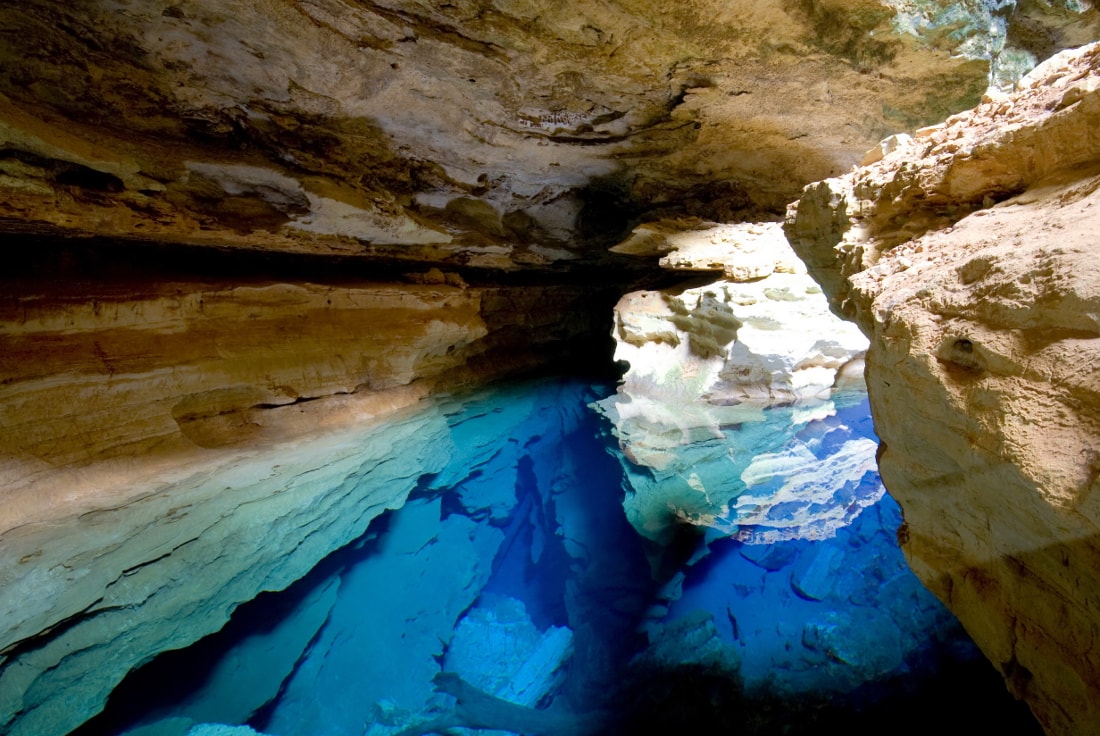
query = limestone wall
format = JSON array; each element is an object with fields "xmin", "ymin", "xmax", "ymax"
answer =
[{"xmin": 785, "ymin": 42, "xmax": 1100, "ymax": 734}]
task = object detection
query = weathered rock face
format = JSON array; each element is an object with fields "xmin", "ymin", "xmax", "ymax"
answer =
[
  {"xmin": 786, "ymin": 42, "xmax": 1100, "ymax": 735},
  {"xmin": 0, "ymin": 397, "xmax": 452, "ymax": 736},
  {"xmin": 2, "ymin": 0, "xmax": 1096, "ymax": 263},
  {"xmin": 0, "ymin": 251, "xmax": 623, "ymax": 526}
]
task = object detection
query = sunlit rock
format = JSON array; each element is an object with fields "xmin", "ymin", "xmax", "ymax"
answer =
[
  {"xmin": 1, "ymin": 2, "xmax": 1099, "ymax": 733},
  {"xmin": 3, "ymin": 0, "xmax": 1078, "ymax": 261},
  {"xmin": 596, "ymin": 221, "xmax": 869, "ymax": 544},
  {"xmin": 786, "ymin": 41, "xmax": 1100, "ymax": 734},
  {"xmin": 731, "ymin": 433, "xmax": 883, "ymax": 544}
]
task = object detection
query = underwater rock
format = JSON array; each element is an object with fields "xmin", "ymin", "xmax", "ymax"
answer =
[
  {"xmin": 633, "ymin": 609, "xmax": 742, "ymax": 675},
  {"xmin": 660, "ymin": 493, "xmax": 968, "ymax": 699},
  {"xmin": 0, "ymin": 405, "xmax": 453, "ymax": 736},
  {"xmin": 187, "ymin": 726, "xmax": 271, "ymax": 736},
  {"xmin": 265, "ymin": 497, "xmax": 504, "ymax": 736},
  {"xmin": 389, "ymin": 672, "xmax": 606, "ymax": 736},
  {"xmin": 789, "ymin": 546, "xmax": 844, "ymax": 601},
  {"xmin": 122, "ymin": 577, "xmax": 342, "ymax": 732},
  {"xmin": 444, "ymin": 595, "xmax": 573, "ymax": 709}
]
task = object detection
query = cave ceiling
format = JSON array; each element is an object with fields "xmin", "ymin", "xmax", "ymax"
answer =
[{"xmin": 1, "ymin": 0, "xmax": 1097, "ymax": 271}]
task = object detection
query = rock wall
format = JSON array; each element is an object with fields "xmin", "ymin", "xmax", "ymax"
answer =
[
  {"xmin": 0, "ymin": 247, "xmax": 623, "ymax": 735},
  {"xmin": 0, "ymin": 253, "xmax": 620, "ymax": 522},
  {"xmin": 0, "ymin": 398, "xmax": 453, "ymax": 736},
  {"xmin": 785, "ymin": 42, "xmax": 1100, "ymax": 735},
  {"xmin": 2, "ymin": 0, "xmax": 1095, "ymax": 261},
  {"xmin": 3, "ymin": 2, "xmax": 1100, "ymax": 734}
]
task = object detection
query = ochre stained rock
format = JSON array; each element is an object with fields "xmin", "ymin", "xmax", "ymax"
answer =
[
  {"xmin": 2, "ymin": 2, "xmax": 1100, "ymax": 735},
  {"xmin": 785, "ymin": 42, "xmax": 1100, "ymax": 735},
  {"xmin": 0, "ymin": 265, "xmax": 619, "ymax": 526}
]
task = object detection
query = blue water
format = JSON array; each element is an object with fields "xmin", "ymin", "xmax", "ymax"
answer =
[{"xmin": 75, "ymin": 377, "xmax": 1040, "ymax": 736}]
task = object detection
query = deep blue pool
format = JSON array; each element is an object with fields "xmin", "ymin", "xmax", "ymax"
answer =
[{"xmin": 75, "ymin": 378, "xmax": 1040, "ymax": 736}]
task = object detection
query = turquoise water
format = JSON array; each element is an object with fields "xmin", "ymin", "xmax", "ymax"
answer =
[{"xmin": 75, "ymin": 378, "xmax": 1039, "ymax": 736}]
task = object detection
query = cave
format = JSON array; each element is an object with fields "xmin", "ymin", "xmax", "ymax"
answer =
[{"xmin": 2, "ymin": 3, "xmax": 1100, "ymax": 736}]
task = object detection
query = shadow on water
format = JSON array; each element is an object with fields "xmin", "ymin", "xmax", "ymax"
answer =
[
  {"xmin": 74, "ymin": 377, "xmax": 1041, "ymax": 736},
  {"xmin": 611, "ymin": 657, "xmax": 1040, "ymax": 736}
]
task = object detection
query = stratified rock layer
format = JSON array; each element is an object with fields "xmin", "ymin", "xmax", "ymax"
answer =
[
  {"xmin": 786, "ymin": 42, "xmax": 1100, "ymax": 735},
  {"xmin": 1, "ymin": 0, "xmax": 1096, "ymax": 263},
  {"xmin": 0, "ymin": 256, "xmax": 621, "ymax": 735},
  {"xmin": 0, "ymin": 402, "xmax": 451, "ymax": 736},
  {"xmin": 2, "ymin": 3, "xmax": 1100, "ymax": 734}
]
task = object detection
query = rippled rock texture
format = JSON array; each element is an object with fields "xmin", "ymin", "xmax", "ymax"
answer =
[
  {"xmin": 55, "ymin": 380, "xmax": 653, "ymax": 736},
  {"xmin": 786, "ymin": 41, "xmax": 1100, "ymax": 735},
  {"xmin": 0, "ymin": 258, "xmax": 620, "ymax": 736},
  {"xmin": 0, "ymin": 400, "xmax": 452, "ymax": 736},
  {"xmin": 3, "ymin": 2, "xmax": 1100, "ymax": 734}
]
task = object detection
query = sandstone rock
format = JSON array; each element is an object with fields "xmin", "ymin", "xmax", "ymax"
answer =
[
  {"xmin": 0, "ymin": 268, "xmax": 621, "ymax": 535},
  {"xmin": 2, "ymin": 2, "xmax": 1100, "ymax": 733},
  {"xmin": 785, "ymin": 40, "xmax": 1100, "ymax": 735}
]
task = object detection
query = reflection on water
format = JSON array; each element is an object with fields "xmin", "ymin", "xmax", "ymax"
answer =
[{"xmin": 76, "ymin": 378, "xmax": 1039, "ymax": 736}]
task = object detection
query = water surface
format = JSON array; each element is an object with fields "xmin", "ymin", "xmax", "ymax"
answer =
[{"xmin": 76, "ymin": 377, "xmax": 1039, "ymax": 736}]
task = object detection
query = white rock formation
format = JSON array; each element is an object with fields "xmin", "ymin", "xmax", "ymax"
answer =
[{"xmin": 597, "ymin": 222, "xmax": 870, "ymax": 544}]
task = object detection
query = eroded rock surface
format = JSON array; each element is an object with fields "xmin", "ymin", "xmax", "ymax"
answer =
[
  {"xmin": 786, "ymin": 41, "xmax": 1100, "ymax": 735},
  {"xmin": 0, "ymin": 257, "xmax": 622, "ymax": 736},
  {"xmin": 2, "ymin": 2, "xmax": 1100, "ymax": 735},
  {"xmin": 1, "ymin": 0, "xmax": 1095, "ymax": 264},
  {"xmin": 0, "ymin": 402, "xmax": 452, "ymax": 736}
]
